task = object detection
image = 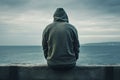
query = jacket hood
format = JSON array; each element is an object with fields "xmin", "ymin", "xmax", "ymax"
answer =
[{"xmin": 53, "ymin": 8, "xmax": 69, "ymax": 23}]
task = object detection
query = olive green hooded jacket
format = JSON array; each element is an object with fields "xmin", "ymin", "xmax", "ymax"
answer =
[{"xmin": 42, "ymin": 8, "xmax": 80, "ymax": 66}]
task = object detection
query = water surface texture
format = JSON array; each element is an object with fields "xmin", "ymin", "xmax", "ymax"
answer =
[{"xmin": 0, "ymin": 43, "xmax": 120, "ymax": 65}]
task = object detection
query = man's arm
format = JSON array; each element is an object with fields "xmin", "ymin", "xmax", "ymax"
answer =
[
  {"xmin": 73, "ymin": 29, "xmax": 80, "ymax": 60},
  {"xmin": 42, "ymin": 30, "xmax": 48, "ymax": 59}
]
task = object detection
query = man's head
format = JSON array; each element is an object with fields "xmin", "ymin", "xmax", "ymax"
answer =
[{"xmin": 53, "ymin": 8, "xmax": 69, "ymax": 23}]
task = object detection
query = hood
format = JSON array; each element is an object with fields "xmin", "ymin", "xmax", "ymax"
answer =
[{"xmin": 53, "ymin": 8, "xmax": 69, "ymax": 23}]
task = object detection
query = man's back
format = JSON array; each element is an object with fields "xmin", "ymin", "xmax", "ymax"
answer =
[{"xmin": 42, "ymin": 8, "xmax": 80, "ymax": 70}]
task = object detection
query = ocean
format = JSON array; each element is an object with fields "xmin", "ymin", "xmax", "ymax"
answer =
[{"xmin": 0, "ymin": 45, "xmax": 120, "ymax": 65}]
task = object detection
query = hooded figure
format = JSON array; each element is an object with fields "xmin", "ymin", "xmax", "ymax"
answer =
[{"xmin": 42, "ymin": 8, "xmax": 80, "ymax": 70}]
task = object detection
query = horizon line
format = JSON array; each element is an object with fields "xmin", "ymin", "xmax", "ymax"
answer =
[{"xmin": 0, "ymin": 41, "xmax": 120, "ymax": 46}]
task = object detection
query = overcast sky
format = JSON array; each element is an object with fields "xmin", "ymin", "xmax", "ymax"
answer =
[{"xmin": 0, "ymin": 0, "xmax": 120, "ymax": 45}]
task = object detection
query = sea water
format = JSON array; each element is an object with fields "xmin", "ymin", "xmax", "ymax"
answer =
[{"xmin": 0, "ymin": 45, "xmax": 120, "ymax": 65}]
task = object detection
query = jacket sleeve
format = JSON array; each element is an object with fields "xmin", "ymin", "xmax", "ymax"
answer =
[
  {"xmin": 42, "ymin": 30, "xmax": 48, "ymax": 59},
  {"xmin": 73, "ymin": 28, "xmax": 80, "ymax": 60}
]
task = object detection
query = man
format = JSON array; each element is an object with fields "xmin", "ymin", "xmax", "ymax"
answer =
[{"xmin": 42, "ymin": 8, "xmax": 80, "ymax": 70}]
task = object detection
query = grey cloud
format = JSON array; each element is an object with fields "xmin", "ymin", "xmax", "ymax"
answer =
[
  {"xmin": 0, "ymin": 0, "xmax": 29, "ymax": 7},
  {"xmin": 82, "ymin": 0, "xmax": 120, "ymax": 15},
  {"xmin": 0, "ymin": 0, "xmax": 120, "ymax": 14},
  {"xmin": 0, "ymin": 0, "xmax": 72, "ymax": 11},
  {"xmin": 0, "ymin": 0, "xmax": 120, "ymax": 45},
  {"xmin": 63, "ymin": 0, "xmax": 120, "ymax": 16},
  {"xmin": 0, "ymin": 0, "xmax": 31, "ymax": 13}
]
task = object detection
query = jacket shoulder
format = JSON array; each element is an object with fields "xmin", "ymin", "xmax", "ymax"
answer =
[
  {"xmin": 43, "ymin": 23, "xmax": 54, "ymax": 32},
  {"xmin": 65, "ymin": 23, "xmax": 77, "ymax": 31}
]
